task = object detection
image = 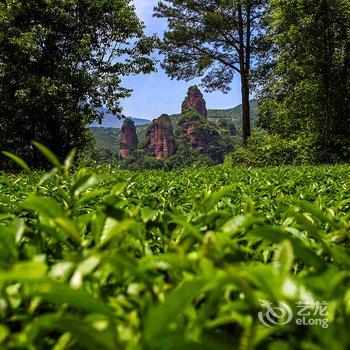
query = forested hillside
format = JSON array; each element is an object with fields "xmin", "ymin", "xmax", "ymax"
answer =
[
  {"xmin": 91, "ymin": 99, "xmax": 259, "ymax": 157},
  {"xmin": 208, "ymin": 99, "xmax": 259, "ymax": 127}
]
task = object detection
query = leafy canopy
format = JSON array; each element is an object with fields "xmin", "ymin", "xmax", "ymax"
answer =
[
  {"xmin": 155, "ymin": 0, "xmax": 267, "ymax": 92},
  {"xmin": 0, "ymin": 0, "xmax": 156, "ymax": 168},
  {"xmin": 258, "ymin": 0, "xmax": 350, "ymax": 161}
]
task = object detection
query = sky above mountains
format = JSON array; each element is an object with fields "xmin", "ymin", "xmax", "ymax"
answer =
[{"xmin": 120, "ymin": 0, "xmax": 242, "ymax": 121}]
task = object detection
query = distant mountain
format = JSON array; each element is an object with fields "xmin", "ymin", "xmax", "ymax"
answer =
[
  {"xmin": 91, "ymin": 101, "xmax": 258, "ymax": 129},
  {"xmin": 90, "ymin": 127, "xmax": 121, "ymax": 151},
  {"xmin": 90, "ymin": 108, "xmax": 151, "ymax": 128},
  {"xmin": 169, "ymin": 99, "xmax": 259, "ymax": 128},
  {"xmin": 208, "ymin": 99, "xmax": 259, "ymax": 127}
]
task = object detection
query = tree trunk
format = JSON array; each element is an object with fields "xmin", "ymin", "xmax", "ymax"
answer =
[
  {"xmin": 241, "ymin": 73, "xmax": 251, "ymax": 145},
  {"xmin": 238, "ymin": 2, "xmax": 252, "ymax": 145},
  {"xmin": 322, "ymin": 0, "xmax": 333, "ymax": 139}
]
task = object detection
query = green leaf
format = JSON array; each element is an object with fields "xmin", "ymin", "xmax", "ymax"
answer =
[
  {"xmin": 72, "ymin": 174, "xmax": 98, "ymax": 197},
  {"xmin": 33, "ymin": 282, "xmax": 116, "ymax": 318},
  {"xmin": 293, "ymin": 200, "xmax": 330, "ymax": 223},
  {"xmin": 56, "ymin": 319, "xmax": 117, "ymax": 350},
  {"xmin": 77, "ymin": 189, "xmax": 109, "ymax": 205},
  {"xmin": 25, "ymin": 315, "xmax": 117, "ymax": 350},
  {"xmin": 0, "ymin": 325, "xmax": 9, "ymax": 344},
  {"xmin": 250, "ymin": 226, "xmax": 325, "ymax": 271},
  {"xmin": 32, "ymin": 141, "xmax": 62, "ymax": 168},
  {"xmin": 141, "ymin": 207, "xmax": 158, "ymax": 223},
  {"xmin": 64, "ymin": 148, "xmax": 76, "ymax": 172},
  {"xmin": 273, "ymin": 240, "xmax": 294, "ymax": 275},
  {"xmin": 38, "ymin": 167, "xmax": 59, "ymax": 186},
  {"xmin": 0, "ymin": 261, "xmax": 47, "ymax": 285},
  {"xmin": 21, "ymin": 195, "xmax": 64, "ymax": 218},
  {"xmin": 1, "ymin": 151, "xmax": 29, "ymax": 170},
  {"xmin": 144, "ymin": 280, "xmax": 206, "ymax": 345},
  {"xmin": 170, "ymin": 214, "xmax": 202, "ymax": 241},
  {"xmin": 54, "ymin": 217, "xmax": 81, "ymax": 244},
  {"xmin": 201, "ymin": 185, "xmax": 234, "ymax": 208}
]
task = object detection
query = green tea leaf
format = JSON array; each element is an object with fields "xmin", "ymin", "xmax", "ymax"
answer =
[
  {"xmin": 145, "ymin": 280, "xmax": 206, "ymax": 345},
  {"xmin": 33, "ymin": 282, "xmax": 116, "ymax": 318},
  {"xmin": 32, "ymin": 142, "xmax": 62, "ymax": 168},
  {"xmin": 2, "ymin": 151, "xmax": 29, "ymax": 170}
]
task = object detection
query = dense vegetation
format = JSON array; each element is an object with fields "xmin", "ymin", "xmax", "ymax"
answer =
[
  {"xmin": 0, "ymin": 0, "xmax": 155, "ymax": 169},
  {"xmin": 157, "ymin": 0, "xmax": 350, "ymax": 164},
  {"xmin": 257, "ymin": 0, "xmax": 350, "ymax": 162},
  {"xmin": 1, "ymin": 1, "xmax": 348, "ymax": 169},
  {"xmin": 90, "ymin": 127, "xmax": 121, "ymax": 163},
  {"xmin": 155, "ymin": 0, "xmax": 267, "ymax": 143},
  {"xmin": 0, "ymin": 148, "xmax": 349, "ymax": 349},
  {"xmin": 208, "ymin": 100, "xmax": 260, "ymax": 128}
]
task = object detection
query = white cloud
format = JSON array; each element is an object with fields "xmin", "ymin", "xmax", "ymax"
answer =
[{"xmin": 133, "ymin": 0, "xmax": 157, "ymax": 20}]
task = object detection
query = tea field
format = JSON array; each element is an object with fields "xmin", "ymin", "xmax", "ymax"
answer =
[{"xmin": 0, "ymin": 155, "xmax": 349, "ymax": 349}]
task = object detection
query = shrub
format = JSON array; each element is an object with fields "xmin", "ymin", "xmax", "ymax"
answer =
[{"xmin": 232, "ymin": 131, "xmax": 320, "ymax": 166}]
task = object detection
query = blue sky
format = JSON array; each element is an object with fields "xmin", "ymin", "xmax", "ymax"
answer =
[{"xmin": 121, "ymin": 0, "xmax": 242, "ymax": 120}]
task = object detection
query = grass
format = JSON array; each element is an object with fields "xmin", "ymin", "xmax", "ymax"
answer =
[{"xmin": 0, "ymin": 157, "xmax": 349, "ymax": 349}]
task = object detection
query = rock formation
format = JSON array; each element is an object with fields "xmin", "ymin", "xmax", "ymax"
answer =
[
  {"xmin": 146, "ymin": 114, "xmax": 176, "ymax": 159},
  {"xmin": 119, "ymin": 118, "xmax": 138, "ymax": 159},
  {"xmin": 116, "ymin": 85, "xmax": 231, "ymax": 166},
  {"xmin": 178, "ymin": 110, "xmax": 223, "ymax": 163},
  {"xmin": 184, "ymin": 122, "xmax": 211, "ymax": 149},
  {"xmin": 181, "ymin": 85, "xmax": 208, "ymax": 117}
]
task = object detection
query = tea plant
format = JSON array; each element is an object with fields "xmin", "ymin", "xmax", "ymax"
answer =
[{"xmin": 0, "ymin": 146, "xmax": 349, "ymax": 349}]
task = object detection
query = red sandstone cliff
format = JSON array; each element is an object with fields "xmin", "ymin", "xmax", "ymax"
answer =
[
  {"xmin": 178, "ymin": 110, "xmax": 224, "ymax": 163},
  {"xmin": 119, "ymin": 118, "xmax": 138, "ymax": 159},
  {"xmin": 184, "ymin": 123, "xmax": 210, "ymax": 149},
  {"xmin": 146, "ymin": 114, "xmax": 176, "ymax": 159},
  {"xmin": 181, "ymin": 85, "xmax": 208, "ymax": 117}
]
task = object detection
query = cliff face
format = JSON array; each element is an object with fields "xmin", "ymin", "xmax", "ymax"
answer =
[
  {"xmin": 146, "ymin": 114, "xmax": 176, "ymax": 159},
  {"xmin": 178, "ymin": 110, "xmax": 223, "ymax": 163},
  {"xmin": 181, "ymin": 86, "xmax": 208, "ymax": 117},
  {"xmin": 119, "ymin": 118, "xmax": 138, "ymax": 159},
  {"xmin": 185, "ymin": 123, "xmax": 210, "ymax": 149}
]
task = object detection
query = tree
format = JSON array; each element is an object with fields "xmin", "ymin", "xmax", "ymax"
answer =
[
  {"xmin": 259, "ymin": 0, "xmax": 350, "ymax": 161},
  {"xmin": 0, "ymin": 0, "xmax": 155, "ymax": 168},
  {"xmin": 154, "ymin": 0, "xmax": 267, "ymax": 144}
]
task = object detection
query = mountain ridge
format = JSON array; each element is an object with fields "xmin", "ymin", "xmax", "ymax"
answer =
[
  {"xmin": 90, "ymin": 107, "xmax": 151, "ymax": 128},
  {"xmin": 91, "ymin": 100, "xmax": 259, "ymax": 129}
]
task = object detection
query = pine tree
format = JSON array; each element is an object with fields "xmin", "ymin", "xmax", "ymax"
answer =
[{"xmin": 155, "ymin": 0, "xmax": 268, "ymax": 144}]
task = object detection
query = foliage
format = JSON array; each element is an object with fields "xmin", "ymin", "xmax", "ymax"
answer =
[
  {"xmin": 258, "ymin": 0, "xmax": 350, "ymax": 162},
  {"xmin": 0, "ymin": 0, "xmax": 155, "ymax": 169},
  {"xmin": 95, "ymin": 111, "xmax": 236, "ymax": 170},
  {"xmin": 90, "ymin": 127, "xmax": 121, "ymax": 156},
  {"xmin": 165, "ymin": 140, "xmax": 216, "ymax": 170},
  {"xmin": 178, "ymin": 110, "xmax": 208, "ymax": 126},
  {"xmin": 232, "ymin": 131, "xmax": 321, "ymax": 166},
  {"xmin": 208, "ymin": 99, "xmax": 260, "ymax": 128},
  {"xmin": 0, "ymin": 147, "xmax": 349, "ymax": 349},
  {"xmin": 155, "ymin": 0, "xmax": 268, "ymax": 143},
  {"xmin": 93, "ymin": 147, "xmax": 120, "ymax": 165}
]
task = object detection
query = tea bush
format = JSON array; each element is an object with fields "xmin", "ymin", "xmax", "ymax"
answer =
[{"xmin": 0, "ymin": 146, "xmax": 349, "ymax": 349}]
